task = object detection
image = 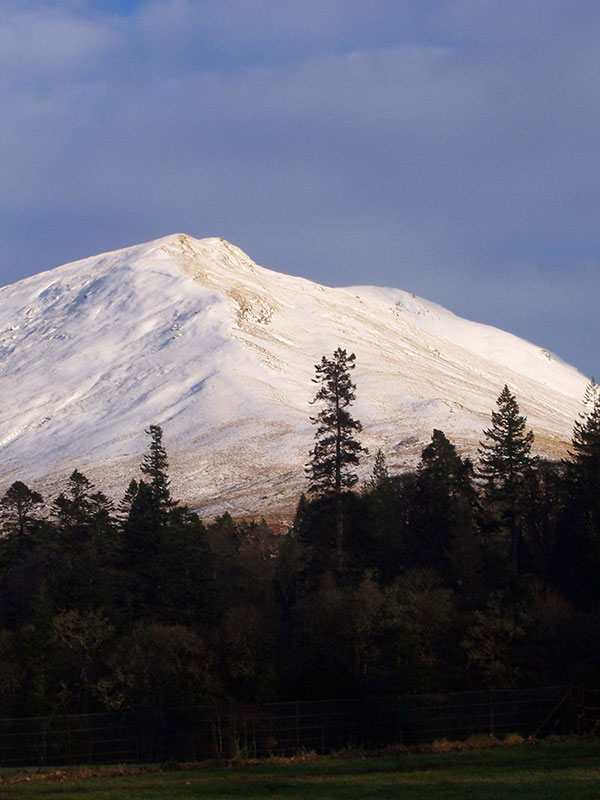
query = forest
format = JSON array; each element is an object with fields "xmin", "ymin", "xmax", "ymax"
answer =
[{"xmin": 0, "ymin": 348, "xmax": 600, "ymax": 718}]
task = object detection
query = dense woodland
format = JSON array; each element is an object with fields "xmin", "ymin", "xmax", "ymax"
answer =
[{"xmin": 1, "ymin": 349, "xmax": 600, "ymax": 718}]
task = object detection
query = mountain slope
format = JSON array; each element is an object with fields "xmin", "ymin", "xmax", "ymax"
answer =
[{"xmin": 0, "ymin": 233, "xmax": 588, "ymax": 516}]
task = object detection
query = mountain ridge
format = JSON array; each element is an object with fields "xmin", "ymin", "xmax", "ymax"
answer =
[{"xmin": 0, "ymin": 233, "xmax": 588, "ymax": 517}]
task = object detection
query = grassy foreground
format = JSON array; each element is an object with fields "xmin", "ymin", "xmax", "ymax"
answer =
[{"xmin": 2, "ymin": 740, "xmax": 600, "ymax": 799}]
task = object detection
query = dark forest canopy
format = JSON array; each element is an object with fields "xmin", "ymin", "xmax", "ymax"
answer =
[{"xmin": 1, "ymin": 374, "xmax": 600, "ymax": 718}]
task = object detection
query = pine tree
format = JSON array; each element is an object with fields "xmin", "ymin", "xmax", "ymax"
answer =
[
  {"xmin": 119, "ymin": 427, "xmax": 175, "ymax": 620},
  {"xmin": 554, "ymin": 381, "xmax": 600, "ymax": 604},
  {"xmin": 140, "ymin": 425, "xmax": 173, "ymax": 512},
  {"xmin": 118, "ymin": 479, "xmax": 139, "ymax": 519},
  {"xmin": 53, "ymin": 469, "xmax": 94, "ymax": 529},
  {"xmin": 366, "ymin": 449, "xmax": 390, "ymax": 492},
  {"xmin": 306, "ymin": 348, "xmax": 366, "ymax": 495},
  {"xmin": 0, "ymin": 481, "xmax": 44, "ymax": 544},
  {"xmin": 306, "ymin": 348, "xmax": 366, "ymax": 571},
  {"xmin": 415, "ymin": 429, "xmax": 477, "ymax": 574},
  {"xmin": 569, "ymin": 379, "xmax": 600, "ymax": 485},
  {"xmin": 478, "ymin": 385, "xmax": 535, "ymax": 570},
  {"xmin": 51, "ymin": 471, "xmax": 118, "ymax": 612}
]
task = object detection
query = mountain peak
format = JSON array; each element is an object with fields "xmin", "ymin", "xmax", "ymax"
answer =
[{"xmin": 138, "ymin": 233, "xmax": 261, "ymax": 283}]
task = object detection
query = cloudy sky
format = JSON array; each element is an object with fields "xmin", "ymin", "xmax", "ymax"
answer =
[{"xmin": 2, "ymin": 0, "xmax": 599, "ymax": 377}]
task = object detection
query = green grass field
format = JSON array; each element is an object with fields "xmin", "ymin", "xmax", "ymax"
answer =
[{"xmin": 2, "ymin": 740, "xmax": 600, "ymax": 799}]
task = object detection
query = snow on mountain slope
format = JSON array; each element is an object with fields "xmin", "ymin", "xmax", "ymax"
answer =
[{"xmin": 0, "ymin": 233, "xmax": 589, "ymax": 517}]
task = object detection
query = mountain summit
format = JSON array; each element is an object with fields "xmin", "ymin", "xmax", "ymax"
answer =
[{"xmin": 0, "ymin": 233, "xmax": 588, "ymax": 516}]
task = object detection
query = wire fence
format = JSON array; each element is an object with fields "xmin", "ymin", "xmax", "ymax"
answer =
[{"xmin": 0, "ymin": 684, "xmax": 582, "ymax": 768}]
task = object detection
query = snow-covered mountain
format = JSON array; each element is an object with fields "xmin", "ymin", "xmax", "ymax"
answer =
[{"xmin": 0, "ymin": 233, "xmax": 588, "ymax": 517}]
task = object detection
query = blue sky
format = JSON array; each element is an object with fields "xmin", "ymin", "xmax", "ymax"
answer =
[{"xmin": 2, "ymin": 0, "xmax": 599, "ymax": 378}]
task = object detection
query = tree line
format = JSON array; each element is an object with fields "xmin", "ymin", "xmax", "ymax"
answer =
[{"xmin": 0, "ymin": 349, "xmax": 600, "ymax": 716}]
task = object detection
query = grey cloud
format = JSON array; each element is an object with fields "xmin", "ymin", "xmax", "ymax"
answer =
[
  {"xmin": 134, "ymin": 0, "xmax": 420, "ymax": 65},
  {"xmin": 0, "ymin": 0, "xmax": 599, "ymax": 377},
  {"xmin": 0, "ymin": 5, "xmax": 119, "ymax": 86}
]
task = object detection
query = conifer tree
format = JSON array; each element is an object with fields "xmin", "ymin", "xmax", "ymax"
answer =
[
  {"xmin": 141, "ymin": 424, "xmax": 173, "ymax": 512},
  {"xmin": 53, "ymin": 469, "xmax": 94, "ymax": 528},
  {"xmin": 569, "ymin": 379, "xmax": 600, "ymax": 486},
  {"xmin": 118, "ymin": 479, "xmax": 139, "ymax": 519},
  {"xmin": 554, "ymin": 381, "xmax": 600, "ymax": 604},
  {"xmin": 51, "ymin": 470, "xmax": 117, "ymax": 611},
  {"xmin": 415, "ymin": 429, "xmax": 477, "ymax": 573},
  {"xmin": 306, "ymin": 348, "xmax": 366, "ymax": 495},
  {"xmin": 478, "ymin": 385, "xmax": 534, "ymax": 569},
  {"xmin": 120, "ymin": 428, "xmax": 173, "ymax": 618},
  {"xmin": 1, "ymin": 481, "xmax": 44, "ymax": 543},
  {"xmin": 366, "ymin": 449, "xmax": 390, "ymax": 492},
  {"xmin": 306, "ymin": 348, "xmax": 366, "ymax": 571}
]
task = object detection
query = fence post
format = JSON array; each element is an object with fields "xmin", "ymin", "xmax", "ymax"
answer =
[
  {"xmin": 568, "ymin": 684, "xmax": 575, "ymax": 734},
  {"xmin": 577, "ymin": 686, "xmax": 585, "ymax": 735},
  {"xmin": 489, "ymin": 689, "xmax": 495, "ymax": 736},
  {"xmin": 66, "ymin": 715, "xmax": 72, "ymax": 765},
  {"xmin": 295, "ymin": 703, "xmax": 300, "ymax": 754}
]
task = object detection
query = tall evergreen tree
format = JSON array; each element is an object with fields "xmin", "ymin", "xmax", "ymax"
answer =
[
  {"xmin": 52, "ymin": 469, "xmax": 94, "ymax": 529},
  {"xmin": 1, "ymin": 481, "xmax": 44, "ymax": 544},
  {"xmin": 121, "ymin": 480, "xmax": 161, "ymax": 618},
  {"xmin": 361, "ymin": 450, "xmax": 409, "ymax": 584},
  {"xmin": 120, "ymin": 427, "xmax": 175, "ymax": 620},
  {"xmin": 569, "ymin": 379, "xmax": 600, "ymax": 487},
  {"xmin": 306, "ymin": 348, "xmax": 366, "ymax": 570},
  {"xmin": 306, "ymin": 348, "xmax": 366, "ymax": 495},
  {"xmin": 118, "ymin": 478, "xmax": 139, "ymax": 519},
  {"xmin": 478, "ymin": 386, "xmax": 534, "ymax": 570},
  {"xmin": 521, "ymin": 459, "xmax": 566, "ymax": 580},
  {"xmin": 140, "ymin": 424, "xmax": 173, "ymax": 513},
  {"xmin": 554, "ymin": 381, "xmax": 600, "ymax": 605},
  {"xmin": 0, "ymin": 483, "xmax": 52, "ymax": 630},
  {"xmin": 51, "ymin": 470, "xmax": 118, "ymax": 611},
  {"xmin": 415, "ymin": 429, "xmax": 477, "ymax": 576},
  {"xmin": 366, "ymin": 449, "xmax": 390, "ymax": 492}
]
